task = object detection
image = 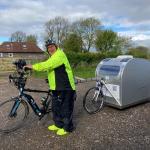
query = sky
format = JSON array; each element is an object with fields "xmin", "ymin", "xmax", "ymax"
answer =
[{"xmin": 0, "ymin": 0, "xmax": 150, "ymax": 48}]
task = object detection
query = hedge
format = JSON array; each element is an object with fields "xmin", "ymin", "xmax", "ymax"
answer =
[{"xmin": 65, "ymin": 50, "xmax": 122, "ymax": 68}]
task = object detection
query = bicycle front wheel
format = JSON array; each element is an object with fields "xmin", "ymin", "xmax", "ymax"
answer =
[
  {"xmin": 0, "ymin": 97, "xmax": 29, "ymax": 133},
  {"xmin": 83, "ymin": 87, "xmax": 104, "ymax": 114}
]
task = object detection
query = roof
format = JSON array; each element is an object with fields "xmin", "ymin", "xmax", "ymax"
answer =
[{"xmin": 0, "ymin": 42, "xmax": 43, "ymax": 53}]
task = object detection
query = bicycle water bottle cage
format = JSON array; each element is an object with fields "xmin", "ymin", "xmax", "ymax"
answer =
[{"xmin": 40, "ymin": 97, "xmax": 46, "ymax": 105}]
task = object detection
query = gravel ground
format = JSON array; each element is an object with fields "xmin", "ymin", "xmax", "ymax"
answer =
[{"xmin": 0, "ymin": 76, "xmax": 150, "ymax": 150}]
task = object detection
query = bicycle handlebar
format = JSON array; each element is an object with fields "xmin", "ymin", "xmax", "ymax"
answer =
[
  {"xmin": 9, "ymin": 59, "xmax": 49, "ymax": 90},
  {"xmin": 24, "ymin": 88, "xmax": 49, "ymax": 93},
  {"xmin": 9, "ymin": 74, "xmax": 27, "ymax": 88},
  {"xmin": 9, "ymin": 59, "xmax": 30, "ymax": 89}
]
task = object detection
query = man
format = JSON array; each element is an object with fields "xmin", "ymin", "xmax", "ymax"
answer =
[{"xmin": 24, "ymin": 39, "xmax": 76, "ymax": 136}]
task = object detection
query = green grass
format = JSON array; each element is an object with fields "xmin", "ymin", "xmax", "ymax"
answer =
[
  {"xmin": 73, "ymin": 65, "xmax": 96, "ymax": 79},
  {"xmin": 32, "ymin": 65, "xmax": 96, "ymax": 79},
  {"xmin": 32, "ymin": 71, "xmax": 47, "ymax": 78}
]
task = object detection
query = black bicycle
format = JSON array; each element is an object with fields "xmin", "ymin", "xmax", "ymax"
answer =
[
  {"xmin": 0, "ymin": 59, "xmax": 52, "ymax": 133},
  {"xmin": 83, "ymin": 79, "xmax": 105, "ymax": 114}
]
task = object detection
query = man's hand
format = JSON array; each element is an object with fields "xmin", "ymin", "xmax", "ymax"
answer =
[{"xmin": 23, "ymin": 64, "xmax": 33, "ymax": 71}]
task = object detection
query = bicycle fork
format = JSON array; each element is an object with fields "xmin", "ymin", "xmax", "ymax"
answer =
[
  {"xmin": 93, "ymin": 85, "xmax": 104, "ymax": 102},
  {"xmin": 9, "ymin": 97, "xmax": 21, "ymax": 117}
]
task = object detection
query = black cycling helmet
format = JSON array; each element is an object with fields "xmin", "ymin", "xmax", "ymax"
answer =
[{"xmin": 45, "ymin": 39, "xmax": 57, "ymax": 49}]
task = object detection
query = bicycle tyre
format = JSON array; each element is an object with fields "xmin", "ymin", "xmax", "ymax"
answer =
[
  {"xmin": 83, "ymin": 87, "xmax": 104, "ymax": 114},
  {"xmin": 0, "ymin": 97, "xmax": 29, "ymax": 133}
]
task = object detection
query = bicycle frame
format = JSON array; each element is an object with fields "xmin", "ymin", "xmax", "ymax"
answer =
[
  {"xmin": 9, "ymin": 82, "xmax": 51, "ymax": 118},
  {"xmin": 94, "ymin": 80, "xmax": 104, "ymax": 100},
  {"xmin": 0, "ymin": 60, "xmax": 54, "ymax": 133}
]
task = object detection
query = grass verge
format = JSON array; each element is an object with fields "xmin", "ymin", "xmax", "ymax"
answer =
[{"xmin": 32, "ymin": 65, "xmax": 96, "ymax": 79}]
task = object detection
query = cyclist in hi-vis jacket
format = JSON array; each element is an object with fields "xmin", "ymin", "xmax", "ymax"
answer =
[{"xmin": 24, "ymin": 39, "xmax": 76, "ymax": 136}]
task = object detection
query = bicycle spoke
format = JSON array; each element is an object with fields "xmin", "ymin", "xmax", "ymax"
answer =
[
  {"xmin": 83, "ymin": 87, "xmax": 104, "ymax": 114},
  {"xmin": 0, "ymin": 99, "xmax": 29, "ymax": 133}
]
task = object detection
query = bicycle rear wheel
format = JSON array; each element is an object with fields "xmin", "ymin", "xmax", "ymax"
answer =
[
  {"xmin": 0, "ymin": 97, "xmax": 29, "ymax": 133},
  {"xmin": 83, "ymin": 87, "xmax": 104, "ymax": 114}
]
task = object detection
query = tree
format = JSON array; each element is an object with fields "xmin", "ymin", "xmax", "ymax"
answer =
[
  {"xmin": 10, "ymin": 31, "xmax": 26, "ymax": 42},
  {"xmin": 45, "ymin": 16, "xmax": 69, "ymax": 46},
  {"xmin": 72, "ymin": 17, "xmax": 101, "ymax": 52},
  {"xmin": 135, "ymin": 46, "xmax": 149, "ymax": 52},
  {"xmin": 45, "ymin": 20, "xmax": 55, "ymax": 41},
  {"xmin": 63, "ymin": 33, "xmax": 83, "ymax": 52},
  {"xmin": 95, "ymin": 30, "xmax": 131, "ymax": 52},
  {"xmin": 127, "ymin": 46, "xmax": 149, "ymax": 58},
  {"xmin": 26, "ymin": 34, "xmax": 38, "ymax": 45},
  {"xmin": 71, "ymin": 20, "xmax": 83, "ymax": 40}
]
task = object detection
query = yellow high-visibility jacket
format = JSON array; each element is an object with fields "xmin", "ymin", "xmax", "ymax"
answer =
[{"xmin": 32, "ymin": 48, "xmax": 75, "ymax": 90}]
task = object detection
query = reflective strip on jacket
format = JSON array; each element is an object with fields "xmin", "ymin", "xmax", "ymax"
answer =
[{"xmin": 32, "ymin": 48, "xmax": 75, "ymax": 90}]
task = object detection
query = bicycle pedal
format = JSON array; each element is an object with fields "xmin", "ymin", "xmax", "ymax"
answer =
[{"xmin": 38, "ymin": 115, "xmax": 43, "ymax": 120}]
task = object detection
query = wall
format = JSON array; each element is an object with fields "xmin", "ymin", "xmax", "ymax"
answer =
[{"xmin": 0, "ymin": 53, "xmax": 47, "ymax": 72}]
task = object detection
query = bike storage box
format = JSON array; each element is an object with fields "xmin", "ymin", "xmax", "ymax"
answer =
[{"xmin": 96, "ymin": 55, "xmax": 150, "ymax": 109}]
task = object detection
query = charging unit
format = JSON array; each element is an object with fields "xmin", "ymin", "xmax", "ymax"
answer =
[{"xmin": 96, "ymin": 55, "xmax": 150, "ymax": 109}]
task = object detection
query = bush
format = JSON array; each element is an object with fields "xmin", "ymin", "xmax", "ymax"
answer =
[
  {"xmin": 126, "ymin": 46, "xmax": 150, "ymax": 59},
  {"xmin": 65, "ymin": 50, "xmax": 122, "ymax": 68},
  {"xmin": 126, "ymin": 49, "xmax": 148, "ymax": 59}
]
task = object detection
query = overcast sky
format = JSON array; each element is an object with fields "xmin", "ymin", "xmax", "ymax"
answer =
[{"xmin": 0, "ymin": 0, "xmax": 150, "ymax": 48}]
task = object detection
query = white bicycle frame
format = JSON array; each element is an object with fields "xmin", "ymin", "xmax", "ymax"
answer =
[{"xmin": 95, "ymin": 79, "xmax": 119, "ymax": 104}]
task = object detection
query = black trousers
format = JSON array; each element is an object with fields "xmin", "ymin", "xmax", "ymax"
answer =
[{"xmin": 51, "ymin": 90, "xmax": 76, "ymax": 132}]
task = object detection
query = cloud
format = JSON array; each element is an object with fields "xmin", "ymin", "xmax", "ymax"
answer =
[
  {"xmin": 0, "ymin": 0, "xmax": 150, "ymax": 46},
  {"xmin": 132, "ymin": 34, "xmax": 150, "ymax": 41}
]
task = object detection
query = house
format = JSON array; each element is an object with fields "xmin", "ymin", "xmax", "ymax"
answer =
[{"xmin": 0, "ymin": 42, "xmax": 45, "ymax": 60}]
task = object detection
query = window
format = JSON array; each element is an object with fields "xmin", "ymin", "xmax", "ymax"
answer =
[
  {"xmin": 99, "ymin": 65, "xmax": 120, "ymax": 76},
  {"xmin": 8, "ymin": 53, "xmax": 13, "ymax": 57},
  {"xmin": 23, "ymin": 44, "xmax": 27, "ymax": 49},
  {"xmin": 0, "ymin": 53, "xmax": 3, "ymax": 57},
  {"xmin": 6, "ymin": 44, "xmax": 10, "ymax": 49}
]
